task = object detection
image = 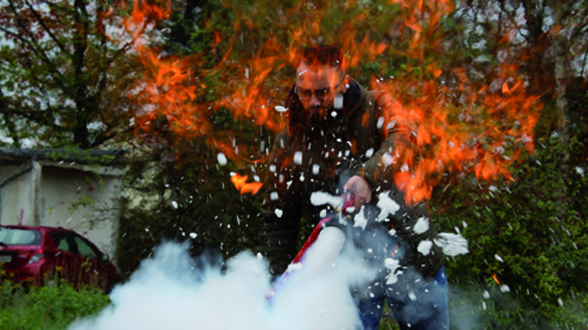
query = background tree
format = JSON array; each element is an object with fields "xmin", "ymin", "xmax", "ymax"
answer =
[{"xmin": 0, "ymin": 0, "xmax": 139, "ymax": 148}]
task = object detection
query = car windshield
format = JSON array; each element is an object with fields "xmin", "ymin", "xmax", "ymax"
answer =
[{"xmin": 0, "ymin": 228, "xmax": 42, "ymax": 246}]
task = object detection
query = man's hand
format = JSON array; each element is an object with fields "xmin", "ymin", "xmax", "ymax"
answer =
[{"xmin": 343, "ymin": 175, "xmax": 372, "ymax": 210}]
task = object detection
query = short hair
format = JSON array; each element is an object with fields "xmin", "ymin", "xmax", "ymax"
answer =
[{"xmin": 300, "ymin": 44, "xmax": 343, "ymax": 69}]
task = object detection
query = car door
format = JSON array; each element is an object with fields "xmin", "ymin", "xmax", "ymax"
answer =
[
  {"xmin": 71, "ymin": 234, "xmax": 109, "ymax": 288},
  {"xmin": 49, "ymin": 231, "xmax": 83, "ymax": 286}
]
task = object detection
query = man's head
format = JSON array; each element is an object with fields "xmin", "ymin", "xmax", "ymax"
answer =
[{"xmin": 295, "ymin": 45, "xmax": 349, "ymax": 123}]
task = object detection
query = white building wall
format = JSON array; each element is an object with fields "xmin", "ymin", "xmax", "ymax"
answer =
[
  {"xmin": 39, "ymin": 166, "xmax": 121, "ymax": 259},
  {"xmin": 1, "ymin": 160, "xmax": 122, "ymax": 261},
  {"xmin": 1, "ymin": 169, "xmax": 37, "ymax": 226}
]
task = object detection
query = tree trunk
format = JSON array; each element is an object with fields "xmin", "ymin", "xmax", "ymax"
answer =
[{"xmin": 73, "ymin": 0, "xmax": 90, "ymax": 148}]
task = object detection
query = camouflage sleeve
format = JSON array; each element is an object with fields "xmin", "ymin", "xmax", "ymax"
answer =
[
  {"xmin": 357, "ymin": 90, "xmax": 411, "ymax": 190},
  {"xmin": 357, "ymin": 92, "xmax": 444, "ymax": 278}
]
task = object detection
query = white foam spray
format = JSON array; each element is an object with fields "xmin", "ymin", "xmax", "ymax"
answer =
[
  {"xmin": 434, "ymin": 232, "xmax": 469, "ymax": 257},
  {"xmin": 69, "ymin": 241, "xmax": 374, "ymax": 330}
]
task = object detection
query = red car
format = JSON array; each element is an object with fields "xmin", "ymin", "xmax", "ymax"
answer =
[{"xmin": 0, "ymin": 225, "xmax": 121, "ymax": 291}]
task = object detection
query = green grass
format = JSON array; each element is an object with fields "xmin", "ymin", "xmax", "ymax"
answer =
[
  {"xmin": 379, "ymin": 318, "xmax": 401, "ymax": 330},
  {"xmin": 0, "ymin": 283, "xmax": 110, "ymax": 330},
  {"xmin": 379, "ymin": 303, "xmax": 401, "ymax": 330}
]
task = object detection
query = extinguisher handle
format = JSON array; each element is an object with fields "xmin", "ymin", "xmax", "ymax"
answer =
[{"xmin": 342, "ymin": 192, "xmax": 355, "ymax": 213}]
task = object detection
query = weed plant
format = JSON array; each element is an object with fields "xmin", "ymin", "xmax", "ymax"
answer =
[{"xmin": 0, "ymin": 283, "xmax": 110, "ymax": 330}]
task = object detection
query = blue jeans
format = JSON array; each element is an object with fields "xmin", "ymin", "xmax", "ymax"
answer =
[{"xmin": 359, "ymin": 266, "xmax": 449, "ymax": 330}]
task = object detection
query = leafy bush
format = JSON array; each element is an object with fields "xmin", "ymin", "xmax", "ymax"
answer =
[
  {"xmin": 118, "ymin": 115, "xmax": 267, "ymax": 277},
  {"xmin": 433, "ymin": 136, "xmax": 588, "ymax": 329},
  {"xmin": 0, "ymin": 283, "xmax": 110, "ymax": 330}
]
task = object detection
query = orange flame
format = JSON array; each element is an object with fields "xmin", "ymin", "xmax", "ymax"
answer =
[
  {"xmin": 115, "ymin": 0, "xmax": 542, "ymax": 206},
  {"xmin": 370, "ymin": 61, "xmax": 541, "ymax": 205},
  {"xmin": 131, "ymin": 47, "xmax": 210, "ymax": 139},
  {"xmin": 230, "ymin": 174, "xmax": 263, "ymax": 195}
]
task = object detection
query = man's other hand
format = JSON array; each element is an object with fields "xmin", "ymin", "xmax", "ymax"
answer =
[{"xmin": 343, "ymin": 175, "xmax": 372, "ymax": 210}]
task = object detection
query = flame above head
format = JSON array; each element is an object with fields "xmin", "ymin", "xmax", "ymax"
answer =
[
  {"xmin": 231, "ymin": 173, "xmax": 263, "ymax": 195},
  {"xmin": 115, "ymin": 0, "xmax": 542, "ymax": 205}
]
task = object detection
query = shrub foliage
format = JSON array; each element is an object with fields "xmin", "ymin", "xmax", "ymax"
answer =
[
  {"xmin": 433, "ymin": 136, "xmax": 588, "ymax": 329},
  {"xmin": 0, "ymin": 283, "xmax": 110, "ymax": 330}
]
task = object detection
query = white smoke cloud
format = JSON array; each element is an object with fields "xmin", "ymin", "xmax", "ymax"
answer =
[{"xmin": 69, "ymin": 241, "xmax": 374, "ymax": 330}]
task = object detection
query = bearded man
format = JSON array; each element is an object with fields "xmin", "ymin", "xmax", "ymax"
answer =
[{"xmin": 259, "ymin": 44, "xmax": 449, "ymax": 330}]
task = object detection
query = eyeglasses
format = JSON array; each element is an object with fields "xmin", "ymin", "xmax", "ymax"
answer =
[{"xmin": 295, "ymin": 77, "xmax": 345, "ymax": 101}]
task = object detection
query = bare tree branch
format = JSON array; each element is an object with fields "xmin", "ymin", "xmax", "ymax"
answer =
[
  {"xmin": 580, "ymin": 45, "xmax": 588, "ymax": 79},
  {"xmin": 0, "ymin": 26, "xmax": 72, "ymax": 96},
  {"xmin": 39, "ymin": 0, "xmax": 69, "ymax": 11},
  {"xmin": 498, "ymin": 0, "xmax": 531, "ymax": 46},
  {"xmin": 6, "ymin": 0, "xmax": 67, "ymax": 86},
  {"xmin": 89, "ymin": 126, "xmax": 135, "ymax": 148},
  {"xmin": 0, "ymin": 106, "xmax": 73, "ymax": 136},
  {"xmin": 23, "ymin": 0, "xmax": 71, "ymax": 58}
]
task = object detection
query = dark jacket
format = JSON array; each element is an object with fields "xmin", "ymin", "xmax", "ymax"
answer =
[{"xmin": 259, "ymin": 79, "xmax": 444, "ymax": 278}]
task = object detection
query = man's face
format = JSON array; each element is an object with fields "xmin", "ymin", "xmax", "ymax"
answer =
[{"xmin": 295, "ymin": 63, "xmax": 347, "ymax": 123}]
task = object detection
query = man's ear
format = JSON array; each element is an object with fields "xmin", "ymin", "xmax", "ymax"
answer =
[{"xmin": 341, "ymin": 75, "xmax": 350, "ymax": 93}]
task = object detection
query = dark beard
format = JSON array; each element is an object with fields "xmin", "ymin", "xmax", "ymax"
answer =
[{"xmin": 306, "ymin": 107, "xmax": 338, "ymax": 127}]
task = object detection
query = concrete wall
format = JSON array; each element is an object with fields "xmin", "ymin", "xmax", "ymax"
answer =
[
  {"xmin": 0, "ymin": 160, "xmax": 123, "ymax": 260},
  {"xmin": 39, "ymin": 166, "xmax": 121, "ymax": 259},
  {"xmin": 0, "ymin": 159, "xmax": 30, "ymax": 182},
  {"xmin": 0, "ymin": 163, "xmax": 37, "ymax": 226}
]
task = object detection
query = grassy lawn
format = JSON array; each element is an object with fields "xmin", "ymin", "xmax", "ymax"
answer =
[{"xmin": 0, "ymin": 283, "xmax": 110, "ymax": 330}]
